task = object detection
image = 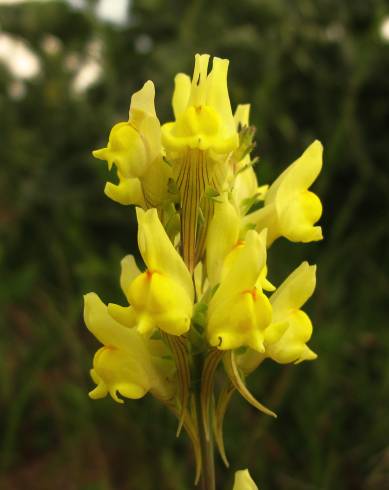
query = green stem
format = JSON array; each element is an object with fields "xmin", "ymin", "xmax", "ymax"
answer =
[
  {"xmin": 199, "ymin": 418, "xmax": 215, "ymax": 490},
  {"xmin": 194, "ymin": 356, "xmax": 216, "ymax": 490}
]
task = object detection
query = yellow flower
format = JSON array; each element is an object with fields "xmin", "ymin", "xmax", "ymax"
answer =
[
  {"xmin": 93, "ymin": 81, "xmax": 170, "ymax": 207},
  {"xmin": 233, "ymin": 469, "xmax": 259, "ymax": 490},
  {"xmin": 162, "ymin": 54, "xmax": 238, "ymax": 153},
  {"xmin": 108, "ymin": 208, "xmax": 194, "ymax": 336},
  {"xmin": 207, "ymin": 229, "xmax": 272, "ymax": 351},
  {"xmin": 246, "ymin": 140, "xmax": 323, "ymax": 245},
  {"xmin": 206, "ymin": 194, "xmax": 275, "ymax": 291},
  {"xmin": 84, "ymin": 292, "xmax": 175, "ymax": 403},
  {"xmin": 161, "ymin": 54, "xmax": 239, "ymax": 271},
  {"xmin": 264, "ymin": 261, "xmax": 318, "ymax": 364}
]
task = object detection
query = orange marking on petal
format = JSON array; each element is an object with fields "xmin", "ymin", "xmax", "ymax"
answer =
[{"xmin": 104, "ymin": 345, "xmax": 117, "ymax": 352}]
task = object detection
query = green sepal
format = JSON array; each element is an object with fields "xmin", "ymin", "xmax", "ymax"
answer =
[
  {"xmin": 204, "ymin": 187, "xmax": 222, "ymax": 203},
  {"xmin": 192, "ymin": 301, "xmax": 208, "ymax": 329},
  {"xmin": 240, "ymin": 192, "xmax": 262, "ymax": 215},
  {"xmin": 150, "ymin": 329, "xmax": 162, "ymax": 340},
  {"xmin": 232, "ymin": 125, "xmax": 257, "ymax": 163},
  {"xmin": 167, "ymin": 178, "xmax": 179, "ymax": 198},
  {"xmin": 162, "ymin": 202, "xmax": 180, "ymax": 242},
  {"xmin": 244, "ymin": 222, "xmax": 257, "ymax": 232},
  {"xmin": 235, "ymin": 156, "xmax": 259, "ymax": 176}
]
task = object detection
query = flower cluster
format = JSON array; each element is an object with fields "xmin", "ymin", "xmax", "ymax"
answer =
[{"xmin": 85, "ymin": 53, "xmax": 323, "ymax": 487}]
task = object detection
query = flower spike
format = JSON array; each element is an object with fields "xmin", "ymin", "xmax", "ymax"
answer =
[{"xmin": 85, "ymin": 53, "xmax": 323, "ymax": 490}]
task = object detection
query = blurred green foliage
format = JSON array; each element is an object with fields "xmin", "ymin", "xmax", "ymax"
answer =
[{"xmin": 0, "ymin": 0, "xmax": 388, "ymax": 489}]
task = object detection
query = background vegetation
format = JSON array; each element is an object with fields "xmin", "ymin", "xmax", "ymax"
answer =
[{"xmin": 1, "ymin": 0, "xmax": 388, "ymax": 489}]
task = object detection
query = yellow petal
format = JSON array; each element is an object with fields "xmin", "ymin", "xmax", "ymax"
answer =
[
  {"xmin": 136, "ymin": 207, "xmax": 194, "ymax": 302},
  {"xmin": 206, "ymin": 57, "xmax": 236, "ymax": 138},
  {"xmin": 129, "ymin": 80, "xmax": 156, "ymax": 118},
  {"xmin": 257, "ymin": 185, "xmax": 268, "ymax": 201},
  {"xmin": 265, "ymin": 310, "xmax": 314, "ymax": 364},
  {"xmin": 295, "ymin": 345, "xmax": 318, "ymax": 364},
  {"xmin": 234, "ymin": 104, "xmax": 250, "ymax": 128},
  {"xmin": 266, "ymin": 140, "xmax": 323, "ymax": 203},
  {"xmin": 233, "ymin": 469, "xmax": 259, "ymax": 490},
  {"xmin": 216, "ymin": 229, "xmax": 267, "ymax": 300},
  {"xmin": 172, "ymin": 73, "xmax": 191, "ymax": 119},
  {"xmin": 94, "ymin": 122, "xmax": 148, "ymax": 178},
  {"xmin": 84, "ymin": 292, "xmax": 137, "ymax": 346},
  {"xmin": 206, "ymin": 194, "xmax": 240, "ymax": 286},
  {"xmin": 89, "ymin": 369, "xmax": 108, "ymax": 399},
  {"xmin": 270, "ymin": 262, "xmax": 316, "ymax": 314},
  {"xmin": 232, "ymin": 167, "xmax": 259, "ymax": 213},
  {"xmin": 162, "ymin": 106, "xmax": 224, "ymax": 151},
  {"xmin": 188, "ymin": 53, "xmax": 210, "ymax": 107},
  {"xmin": 141, "ymin": 154, "xmax": 172, "ymax": 208},
  {"xmin": 134, "ymin": 271, "xmax": 192, "ymax": 332},
  {"xmin": 120, "ymin": 255, "xmax": 141, "ymax": 296},
  {"xmin": 107, "ymin": 303, "xmax": 139, "ymax": 329},
  {"xmin": 263, "ymin": 321, "xmax": 289, "ymax": 344},
  {"xmin": 256, "ymin": 265, "xmax": 276, "ymax": 292},
  {"xmin": 89, "ymin": 346, "xmax": 149, "ymax": 403},
  {"xmin": 127, "ymin": 81, "xmax": 163, "ymax": 175},
  {"xmin": 278, "ymin": 189, "xmax": 323, "ymax": 242},
  {"xmin": 104, "ymin": 176, "xmax": 145, "ymax": 207},
  {"xmin": 244, "ymin": 204, "xmax": 279, "ymax": 246},
  {"xmin": 92, "ymin": 147, "xmax": 111, "ymax": 165}
]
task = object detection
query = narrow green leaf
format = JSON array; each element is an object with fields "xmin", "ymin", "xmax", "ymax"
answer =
[
  {"xmin": 223, "ymin": 350, "xmax": 277, "ymax": 418},
  {"xmin": 164, "ymin": 397, "xmax": 202, "ymax": 484},
  {"xmin": 161, "ymin": 332, "xmax": 191, "ymax": 436},
  {"xmin": 200, "ymin": 349, "xmax": 224, "ymax": 441},
  {"xmin": 214, "ymin": 383, "xmax": 235, "ymax": 467}
]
